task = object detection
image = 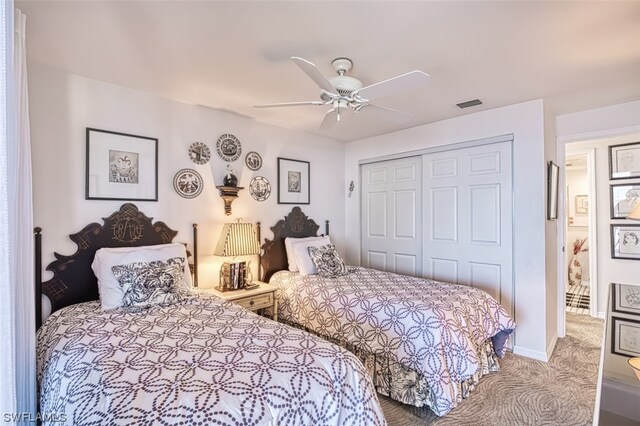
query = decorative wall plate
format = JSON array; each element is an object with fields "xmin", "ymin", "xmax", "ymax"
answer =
[
  {"xmin": 188, "ymin": 142, "xmax": 211, "ymax": 165},
  {"xmin": 245, "ymin": 151, "xmax": 262, "ymax": 171},
  {"xmin": 173, "ymin": 169, "xmax": 203, "ymax": 199},
  {"xmin": 249, "ymin": 176, "xmax": 271, "ymax": 202},
  {"xmin": 216, "ymin": 134, "xmax": 242, "ymax": 162}
]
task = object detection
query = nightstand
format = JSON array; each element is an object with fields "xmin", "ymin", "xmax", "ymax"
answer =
[{"xmin": 203, "ymin": 282, "xmax": 279, "ymax": 321}]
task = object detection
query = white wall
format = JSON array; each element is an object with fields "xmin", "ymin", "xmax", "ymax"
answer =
[
  {"xmin": 543, "ymin": 101, "xmax": 559, "ymax": 354},
  {"xmin": 557, "ymin": 101, "xmax": 640, "ymax": 317},
  {"xmin": 345, "ymin": 99, "xmax": 551, "ymax": 360},
  {"xmin": 29, "ymin": 64, "xmax": 345, "ymax": 290}
]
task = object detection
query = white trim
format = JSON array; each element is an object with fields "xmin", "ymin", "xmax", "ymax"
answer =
[
  {"xmin": 597, "ymin": 312, "xmax": 606, "ymax": 320},
  {"xmin": 556, "ymin": 143, "xmax": 566, "ymax": 338},
  {"xmin": 546, "ymin": 333, "xmax": 558, "ymax": 361},
  {"xmin": 514, "ymin": 332, "xmax": 557, "ymax": 362},
  {"xmin": 513, "ymin": 345, "xmax": 549, "ymax": 362},
  {"xmin": 358, "ymin": 133, "xmax": 514, "ymax": 165},
  {"xmin": 586, "ymin": 149, "xmax": 598, "ymax": 318},
  {"xmin": 557, "ymin": 125, "xmax": 640, "ymax": 144}
]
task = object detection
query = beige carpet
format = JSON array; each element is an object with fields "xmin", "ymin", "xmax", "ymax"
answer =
[{"xmin": 380, "ymin": 313, "xmax": 604, "ymax": 426}]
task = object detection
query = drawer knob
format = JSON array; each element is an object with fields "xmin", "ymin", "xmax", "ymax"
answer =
[{"xmin": 249, "ymin": 300, "xmax": 254, "ymax": 306}]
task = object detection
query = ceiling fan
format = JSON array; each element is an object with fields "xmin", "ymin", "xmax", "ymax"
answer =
[{"xmin": 254, "ymin": 57, "xmax": 430, "ymax": 130}]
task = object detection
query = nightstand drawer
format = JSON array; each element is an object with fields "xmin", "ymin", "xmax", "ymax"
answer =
[{"xmin": 235, "ymin": 293, "xmax": 274, "ymax": 311}]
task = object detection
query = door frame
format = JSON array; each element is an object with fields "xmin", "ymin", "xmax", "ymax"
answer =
[
  {"xmin": 556, "ymin": 125, "xmax": 640, "ymax": 338},
  {"xmin": 562, "ymin": 147, "xmax": 598, "ymax": 320}
]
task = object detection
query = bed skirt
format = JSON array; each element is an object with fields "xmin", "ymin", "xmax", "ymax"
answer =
[{"xmin": 278, "ymin": 317, "xmax": 501, "ymax": 417}]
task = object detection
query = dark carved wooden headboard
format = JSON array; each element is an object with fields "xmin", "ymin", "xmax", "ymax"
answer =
[
  {"xmin": 259, "ymin": 207, "xmax": 329, "ymax": 282},
  {"xmin": 34, "ymin": 203, "xmax": 198, "ymax": 329}
]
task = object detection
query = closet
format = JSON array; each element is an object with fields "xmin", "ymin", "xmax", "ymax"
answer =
[{"xmin": 360, "ymin": 137, "xmax": 514, "ymax": 318}]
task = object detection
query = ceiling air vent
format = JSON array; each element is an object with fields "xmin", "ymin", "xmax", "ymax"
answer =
[{"xmin": 456, "ymin": 99, "xmax": 483, "ymax": 109}]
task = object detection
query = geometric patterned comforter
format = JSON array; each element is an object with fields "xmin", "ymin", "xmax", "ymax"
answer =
[
  {"xmin": 270, "ymin": 267, "xmax": 516, "ymax": 416},
  {"xmin": 37, "ymin": 293, "xmax": 386, "ymax": 426}
]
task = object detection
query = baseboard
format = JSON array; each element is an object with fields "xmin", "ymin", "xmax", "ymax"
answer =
[
  {"xmin": 545, "ymin": 333, "xmax": 558, "ymax": 360},
  {"xmin": 597, "ymin": 312, "xmax": 606, "ymax": 319},
  {"xmin": 513, "ymin": 345, "xmax": 549, "ymax": 362}
]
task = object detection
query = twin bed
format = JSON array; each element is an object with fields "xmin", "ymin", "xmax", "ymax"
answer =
[{"xmin": 36, "ymin": 204, "xmax": 515, "ymax": 424}]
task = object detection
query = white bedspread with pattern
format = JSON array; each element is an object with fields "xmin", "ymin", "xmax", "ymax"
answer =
[
  {"xmin": 270, "ymin": 267, "xmax": 516, "ymax": 416},
  {"xmin": 37, "ymin": 293, "xmax": 386, "ymax": 426}
]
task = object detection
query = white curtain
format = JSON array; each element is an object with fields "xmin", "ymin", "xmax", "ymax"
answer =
[{"xmin": 0, "ymin": 2, "xmax": 36, "ymax": 422}]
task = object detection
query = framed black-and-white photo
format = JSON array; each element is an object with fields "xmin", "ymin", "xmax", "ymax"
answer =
[
  {"xmin": 611, "ymin": 316, "xmax": 640, "ymax": 357},
  {"xmin": 610, "ymin": 141, "xmax": 640, "ymax": 180},
  {"xmin": 612, "ymin": 283, "xmax": 640, "ymax": 315},
  {"xmin": 547, "ymin": 161, "xmax": 559, "ymax": 220},
  {"xmin": 575, "ymin": 194, "xmax": 588, "ymax": 214},
  {"xmin": 610, "ymin": 183, "xmax": 640, "ymax": 219},
  {"xmin": 86, "ymin": 128, "xmax": 158, "ymax": 201},
  {"xmin": 611, "ymin": 224, "xmax": 640, "ymax": 260},
  {"xmin": 277, "ymin": 157, "xmax": 309, "ymax": 204}
]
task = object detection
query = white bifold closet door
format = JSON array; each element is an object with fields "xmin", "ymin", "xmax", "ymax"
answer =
[
  {"xmin": 423, "ymin": 141, "xmax": 513, "ymax": 318},
  {"xmin": 360, "ymin": 156, "xmax": 422, "ymax": 276},
  {"xmin": 360, "ymin": 140, "xmax": 513, "ymax": 318}
]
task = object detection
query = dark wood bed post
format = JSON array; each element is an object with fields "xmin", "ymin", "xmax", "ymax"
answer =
[
  {"xmin": 34, "ymin": 227, "xmax": 42, "ymax": 330},
  {"xmin": 192, "ymin": 224, "xmax": 198, "ymax": 287},
  {"xmin": 325, "ymin": 220, "xmax": 329, "ymax": 236},
  {"xmin": 257, "ymin": 222, "xmax": 262, "ymax": 282}
]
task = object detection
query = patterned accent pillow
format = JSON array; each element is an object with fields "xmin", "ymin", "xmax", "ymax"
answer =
[
  {"xmin": 307, "ymin": 244, "xmax": 349, "ymax": 278},
  {"xmin": 111, "ymin": 257, "xmax": 188, "ymax": 309}
]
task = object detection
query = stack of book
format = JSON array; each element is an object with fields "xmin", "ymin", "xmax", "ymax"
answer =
[{"xmin": 218, "ymin": 261, "xmax": 247, "ymax": 291}]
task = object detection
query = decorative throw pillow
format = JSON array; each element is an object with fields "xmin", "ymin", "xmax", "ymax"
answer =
[
  {"xmin": 285, "ymin": 236, "xmax": 328, "ymax": 272},
  {"xmin": 111, "ymin": 257, "xmax": 188, "ymax": 309},
  {"xmin": 93, "ymin": 243, "xmax": 193, "ymax": 311},
  {"xmin": 307, "ymin": 244, "xmax": 349, "ymax": 278}
]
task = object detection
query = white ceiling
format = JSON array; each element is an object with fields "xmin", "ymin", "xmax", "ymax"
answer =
[{"xmin": 16, "ymin": 1, "xmax": 640, "ymax": 142}]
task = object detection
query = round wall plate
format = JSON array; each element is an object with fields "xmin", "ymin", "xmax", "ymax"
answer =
[
  {"xmin": 173, "ymin": 169, "xmax": 203, "ymax": 199},
  {"xmin": 188, "ymin": 142, "xmax": 211, "ymax": 165},
  {"xmin": 249, "ymin": 176, "xmax": 271, "ymax": 202},
  {"xmin": 216, "ymin": 134, "xmax": 242, "ymax": 162},
  {"xmin": 245, "ymin": 151, "xmax": 262, "ymax": 171}
]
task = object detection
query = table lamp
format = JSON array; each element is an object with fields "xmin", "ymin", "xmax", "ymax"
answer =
[{"xmin": 214, "ymin": 221, "xmax": 260, "ymax": 291}]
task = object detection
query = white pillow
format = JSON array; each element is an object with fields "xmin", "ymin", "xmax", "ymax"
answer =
[
  {"xmin": 290, "ymin": 236, "xmax": 332, "ymax": 275},
  {"xmin": 92, "ymin": 243, "xmax": 192, "ymax": 310},
  {"xmin": 285, "ymin": 236, "xmax": 326, "ymax": 271}
]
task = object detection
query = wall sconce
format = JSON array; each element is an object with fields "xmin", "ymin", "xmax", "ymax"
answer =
[{"xmin": 348, "ymin": 180, "xmax": 355, "ymax": 197}]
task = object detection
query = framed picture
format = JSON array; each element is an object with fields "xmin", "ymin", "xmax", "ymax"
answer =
[
  {"xmin": 575, "ymin": 194, "xmax": 588, "ymax": 214},
  {"xmin": 611, "ymin": 316, "xmax": 640, "ymax": 357},
  {"xmin": 610, "ymin": 183, "xmax": 640, "ymax": 219},
  {"xmin": 86, "ymin": 128, "xmax": 158, "ymax": 201},
  {"xmin": 547, "ymin": 161, "xmax": 559, "ymax": 220},
  {"xmin": 610, "ymin": 141, "xmax": 640, "ymax": 180},
  {"xmin": 277, "ymin": 157, "xmax": 310, "ymax": 205},
  {"xmin": 612, "ymin": 283, "xmax": 640, "ymax": 315},
  {"xmin": 611, "ymin": 224, "xmax": 640, "ymax": 260}
]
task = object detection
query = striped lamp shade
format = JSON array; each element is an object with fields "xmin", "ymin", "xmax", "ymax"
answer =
[{"xmin": 214, "ymin": 222, "xmax": 261, "ymax": 257}]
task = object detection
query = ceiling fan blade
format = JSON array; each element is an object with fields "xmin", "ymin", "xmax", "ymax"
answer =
[
  {"xmin": 319, "ymin": 109, "xmax": 338, "ymax": 131},
  {"xmin": 319, "ymin": 106, "xmax": 354, "ymax": 131},
  {"xmin": 254, "ymin": 101, "xmax": 325, "ymax": 108},
  {"xmin": 291, "ymin": 57, "xmax": 338, "ymax": 95},
  {"xmin": 360, "ymin": 104, "xmax": 413, "ymax": 123},
  {"xmin": 355, "ymin": 70, "xmax": 430, "ymax": 101}
]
